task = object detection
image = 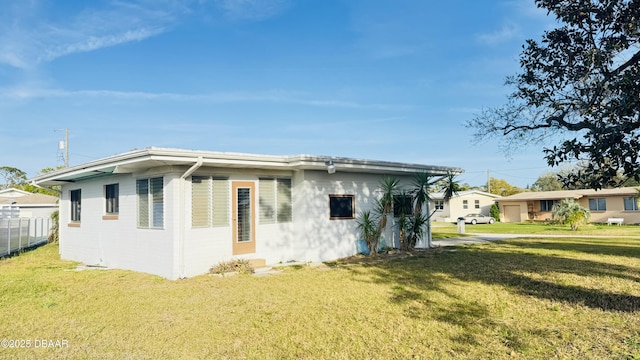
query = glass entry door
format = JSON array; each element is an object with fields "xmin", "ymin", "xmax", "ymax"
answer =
[{"xmin": 232, "ymin": 182, "xmax": 255, "ymax": 255}]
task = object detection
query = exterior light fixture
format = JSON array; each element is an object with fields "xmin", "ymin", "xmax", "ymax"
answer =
[{"xmin": 325, "ymin": 160, "xmax": 336, "ymax": 174}]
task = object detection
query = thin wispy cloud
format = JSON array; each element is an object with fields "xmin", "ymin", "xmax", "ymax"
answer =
[
  {"xmin": 0, "ymin": 1, "xmax": 185, "ymax": 69},
  {"xmin": 476, "ymin": 22, "xmax": 520, "ymax": 45},
  {"xmin": 0, "ymin": 86, "xmax": 409, "ymax": 110},
  {"xmin": 215, "ymin": 0, "xmax": 289, "ymax": 21},
  {"xmin": 0, "ymin": 0, "xmax": 292, "ymax": 70},
  {"xmin": 39, "ymin": 27, "xmax": 166, "ymax": 63}
]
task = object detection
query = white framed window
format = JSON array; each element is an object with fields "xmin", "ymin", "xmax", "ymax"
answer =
[
  {"xmin": 463, "ymin": 200, "xmax": 468, "ymax": 210},
  {"xmin": 105, "ymin": 183, "xmax": 119, "ymax": 214},
  {"xmin": 624, "ymin": 197, "xmax": 638, "ymax": 211},
  {"xmin": 70, "ymin": 189, "xmax": 81, "ymax": 222},
  {"xmin": 474, "ymin": 200, "xmax": 480, "ymax": 209},
  {"xmin": 259, "ymin": 178, "xmax": 292, "ymax": 224},
  {"xmin": 137, "ymin": 177, "xmax": 164, "ymax": 228},
  {"xmin": 192, "ymin": 176, "xmax": 229, "ymax": 227},
  {"xmin": 434, "ymin": 200, "xmax": 444, "ymax": 211},
  {"xmin": 588, "ymin": 198, "xmax": 606, "ymax": 211}
]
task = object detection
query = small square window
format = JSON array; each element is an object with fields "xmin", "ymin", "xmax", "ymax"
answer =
[
  {"xmin": 393, "ymin": 195, "xmax": 413, "ymax": 217},
  {"xmin": 329, "ymin": 195, "xmax": 354, "ymax": 220}
]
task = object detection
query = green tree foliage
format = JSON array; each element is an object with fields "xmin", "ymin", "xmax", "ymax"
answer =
[
  {"xmin": 48, "ymin": 210, "xmax": 59, "ymax": 243},
  {"xmin": 552, "ymin": 198, "xmax": 591, "ymax": 231},
  {"xmin": 490, "ymin": 202, "xmax": 500, "ymax": 221},
  {"xmin": 0, "ymin": 166, "xmax": 27, "ymax": 189},
  {"xmin": 534, "ymin": 165, "xmax": 640, "ymax": 190},
  {"xmin": 0, "ymin": 166, "xmax": 61, "ymax": 196},
  {"xmin": 532, "ymin": 172, "xmax": 564, "ymax": 191},
  {"xmin": 467, "ymin": 0, "xmax": 640, "ymax": 190},
  {"xmin": 487, "ymin": 178, "xmax": 523, "ymax": 196}
]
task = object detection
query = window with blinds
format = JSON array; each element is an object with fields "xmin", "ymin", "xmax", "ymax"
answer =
[
  {"xmin": 70, "ymin": 189, "xmax": 81, "ymax": 222},
  {"xmin": 105, "ymin": 183, "xmax": 119, "ymax": 214},
  {"xmin": 137, "ymin": 177, "xmax": 164, "ymax": 228},
  {"xmin": 191, "ymin": 176, "xmax": 229, "ymax": 227},
  {"xmin": 192, "ymin": 176, "xmax": 210, "ymax": 227},
  {"xmin": 624, "ymin": 197, "xmax": 639, "ymax": 211},
  {"xmin": 259, "ymin": 178, "xmax": 292, "ymax": 224}
]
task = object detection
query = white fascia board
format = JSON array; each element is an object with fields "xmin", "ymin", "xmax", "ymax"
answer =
[{"xmin": 31, "ymin": 147, "xmax": 464, "ymax": 185}]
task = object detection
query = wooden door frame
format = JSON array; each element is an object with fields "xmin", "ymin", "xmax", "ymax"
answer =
[{"xmin": 232, "ymin": 181, "xmax": 256, "ymax": 255}]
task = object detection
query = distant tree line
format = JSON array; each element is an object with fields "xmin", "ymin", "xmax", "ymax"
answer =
[{"xmin": 0, "ymin": 166, "xmax": 60, "ymax": 196}]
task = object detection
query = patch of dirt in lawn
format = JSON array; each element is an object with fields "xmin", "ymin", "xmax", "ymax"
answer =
[{"xmin": 328, "ymin": 248, "xmax": 447, "ymax": 266}]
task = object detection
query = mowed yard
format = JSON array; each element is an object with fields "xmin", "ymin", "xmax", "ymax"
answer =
[{"xmin": 1, "ymin": 234, "xmax": 640, "ymax": 359}]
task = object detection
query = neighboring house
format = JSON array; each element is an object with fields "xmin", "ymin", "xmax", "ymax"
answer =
[
  {"xmin": 0, "ymin": 188, "xmax": 59, "ymax": 219},
  {"xmin": 31, "ymin": 147, "xmax": 463, "ymax": 279},
  {"xmin": 430, "ymin": 190, "xmax": 501, "ymax": 222},
  {"xmin": 498, "ymin": 187, "xmax": 640, "ymax": 224}
]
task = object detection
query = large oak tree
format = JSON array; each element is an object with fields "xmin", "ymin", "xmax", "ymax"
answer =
[{"xmin": 468, "ymin": 0, "xmax": 640, "ymax": 189}]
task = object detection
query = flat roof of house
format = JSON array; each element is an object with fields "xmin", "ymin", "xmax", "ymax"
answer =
[
  {"xmin": 431, "ymin": 190, "xmax": 501, "ymax": 199},
  {"xmin": 31, "ymin": 147, "xmax": 464, "ymax": 186},
  {"xmin": 0, "ymin": 193, "xmax": 59, "ymax": 205},
  {"xmin": 499, "ymin": 187, "xmax": 640, "ymax": 202}
]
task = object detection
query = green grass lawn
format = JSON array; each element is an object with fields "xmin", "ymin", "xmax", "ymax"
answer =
[
  {"xmin": 1, "ymin": 240, "xmax": 640, "ymax": 359},
  {"xmin": 432, "ymin": 221, "xmax": 640, "ymax": 237}
]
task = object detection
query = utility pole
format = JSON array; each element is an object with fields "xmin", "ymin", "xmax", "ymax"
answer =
[
  {"xmin": 65, "ymin": 128, "xmax": 69, "ymax": 168},
  {"xmin": 56, "ymin": 128, "xmax": 69, "ymax": 168},
  {"xmin": 487, "ymin": 169, "xmax": 491, "ymax": 193}
]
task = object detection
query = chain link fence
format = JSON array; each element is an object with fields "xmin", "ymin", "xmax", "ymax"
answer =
[{"xmin": 0, "ymin": 217, "xmax": 52, "ymax": 257}]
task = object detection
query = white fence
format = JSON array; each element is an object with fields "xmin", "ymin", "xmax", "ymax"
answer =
[{"xmin": 0, "ymin": 217, "xmax": 52, "ymax": 257}]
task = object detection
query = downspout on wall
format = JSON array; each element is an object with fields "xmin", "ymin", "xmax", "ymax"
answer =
[{"xmin": 178, "ymin": 156, "xmax": 203, "ymax": 278}]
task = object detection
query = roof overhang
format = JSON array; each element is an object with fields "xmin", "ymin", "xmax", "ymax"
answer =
[{"xmin": 30, "ymin": 147, "xmax": 464, "ymax": 186}]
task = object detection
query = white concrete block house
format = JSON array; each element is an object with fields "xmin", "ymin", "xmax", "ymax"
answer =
[
  {"xmin": 32, "ymin": 147, "xmax": 462, "ymax": 279},
  {"xmin": 430, "ymin": 190, "xmax": 501, "ymax": 222}
]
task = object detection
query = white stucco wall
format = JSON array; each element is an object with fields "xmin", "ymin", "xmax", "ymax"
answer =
[
  {"xmin": 59, "ymin": 172, "xmax": 178, "ymax": 279},
  {"xmin": 291, "ymin": 171, "xmax": 416, "ymax": 263},
  {"xmin": 181, "ymin": 168, "xmax": 298, "ymax": 278},
  {"xmin": 59, "ymin": 166, "xmax": 422, "ymax": 279},
  {"xmin": 432, "ymin": 192, "xmax": 499, "ymax": 222}
]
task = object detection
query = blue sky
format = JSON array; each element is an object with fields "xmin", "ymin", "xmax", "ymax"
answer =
[{"xmin": 1, "ymin": 0, "xmax": 561, "ymax": 187}]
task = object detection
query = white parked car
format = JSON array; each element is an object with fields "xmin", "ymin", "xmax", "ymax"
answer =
[{"xmin": 458, "ymin": 213, "xmax": 495, "ymax": 225}]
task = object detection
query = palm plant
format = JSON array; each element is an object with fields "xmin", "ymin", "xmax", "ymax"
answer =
[
  {"xmin": 408, "ymin": 171, "xmax": 459, "ymax": 249},
  {"xmin": 376, "ymin": 177, "xmax": 399, "ymax": 232},
  {"xmin": 406, "ymin": 213, "xmax": 428, "ymax": 250},
  {"xmin": 355, "ymin": 210, "xmax": 379, "ymax": 254},
  {"xmin": 552, "ymin": 198, "xmax": 590, "ymax": 231},
  {"xmin": 411, "ymin": 172, "xmax": 431, "ymax": 217},
  {"xmin": 440, "ymin": 172, "xmax": 459, "ymax": 201},
  {"xmin": 372, "ymin": 177, "xmax": 399, "ymax": 253},
  {"xmin": 394, "ymin": 189, "xmax": 412, "ymax": 251}
]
